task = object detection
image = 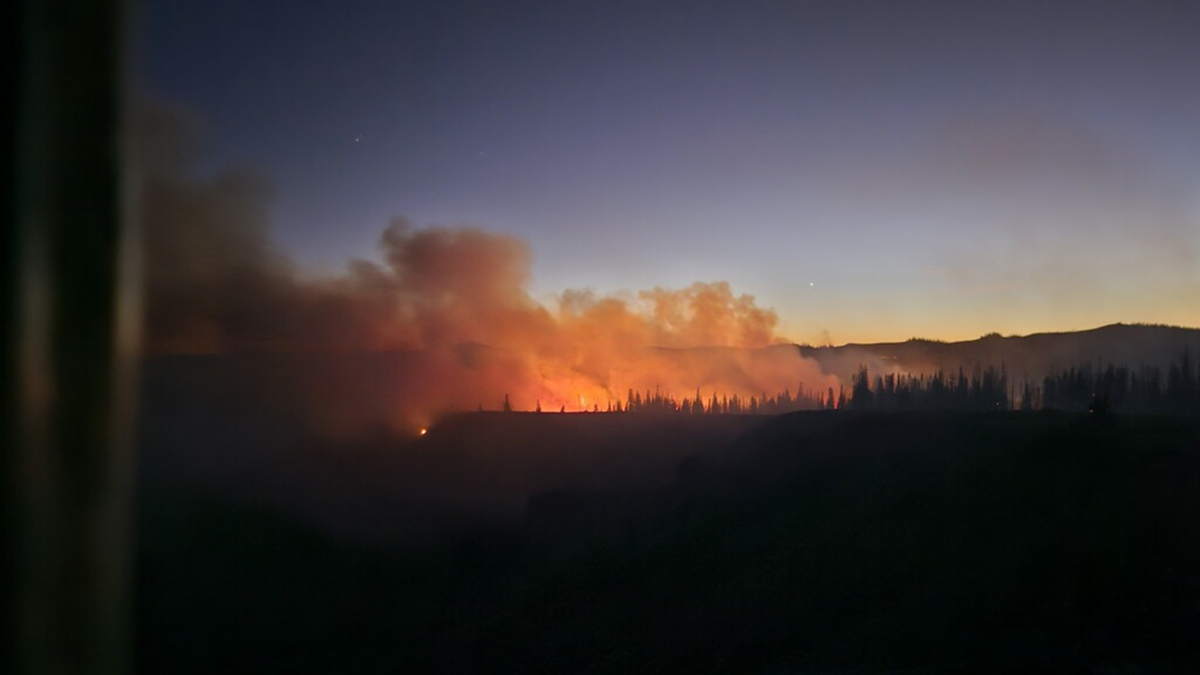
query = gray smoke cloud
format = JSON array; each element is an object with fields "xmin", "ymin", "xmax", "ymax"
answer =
[{"xmin": 136, "ymin": 103, "xmax": 835, "ymax": 430}]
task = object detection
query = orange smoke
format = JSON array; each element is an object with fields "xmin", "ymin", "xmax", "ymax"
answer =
[{"xmin": 139, "ymin": 103, "xmax": 837, "ymax": 430}]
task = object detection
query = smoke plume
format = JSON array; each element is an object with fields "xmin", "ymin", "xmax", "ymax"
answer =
[{"xmin": 138, "ymin": 104, "xmax": 834, "ymax": 430}]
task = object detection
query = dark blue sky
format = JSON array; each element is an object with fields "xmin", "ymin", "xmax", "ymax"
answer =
[{"xmin": 137, "ymin": 0, "xmax": 1200, "ymax": 342}]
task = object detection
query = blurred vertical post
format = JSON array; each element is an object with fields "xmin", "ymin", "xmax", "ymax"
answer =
[{"xmin": 9, "ymin": 0, "xmax": 137, "ymax": 673}]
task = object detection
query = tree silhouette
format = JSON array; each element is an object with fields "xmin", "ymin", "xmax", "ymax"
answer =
[{"xmin": 850, "ymin": 366, "xmax": 873, "ymax": 409}]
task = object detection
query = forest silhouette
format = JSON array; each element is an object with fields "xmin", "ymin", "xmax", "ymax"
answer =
[{"xmin": 491, "ymin": 351, "xmax": 1200, "ymax": 416}]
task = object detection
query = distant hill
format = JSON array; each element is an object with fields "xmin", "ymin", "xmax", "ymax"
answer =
[{"xmin": 797, "ymin": 323, "xmax": 1200, "ymax": 383}]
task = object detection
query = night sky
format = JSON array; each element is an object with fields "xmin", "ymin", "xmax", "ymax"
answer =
[{"xmin": 136, "ymin": 0, "xmax": 1200, "ymax": 343}]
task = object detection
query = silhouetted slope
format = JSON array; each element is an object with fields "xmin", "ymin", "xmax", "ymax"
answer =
[
  {"xmin": 800, "ymin": 323, "xmax": 1200, "ymax": 382},
  {"xmin": 485, "ymin": 411, "xmax": 1200, "ymax": 672},
  {"xmin": 139, "ymin": 406, "xmax": 768, "ymax": 537},
  {"xmin": 139, "ymin": 411, "xmax": 1200, "ymax": 673}
]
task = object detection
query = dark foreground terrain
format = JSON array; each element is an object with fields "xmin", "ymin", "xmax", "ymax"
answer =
[{"xmin": 138, "ymin": 411, "xmax": 1200, "ymax": 673}]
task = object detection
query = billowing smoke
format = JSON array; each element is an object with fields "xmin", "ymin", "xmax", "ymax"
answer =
[{"xmin": 138, "ymin": 103, "xmax": 835, "ymax": 431}]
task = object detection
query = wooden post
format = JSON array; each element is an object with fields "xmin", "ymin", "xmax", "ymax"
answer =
[{"xmin": 10, "ymin": 0, "xmax": 136, "ymax": 673}]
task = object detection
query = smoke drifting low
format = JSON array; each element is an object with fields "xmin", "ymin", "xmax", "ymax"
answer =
[{"xmin": 139, "ymin": 104, "xmax": 833, "ymax": 429}]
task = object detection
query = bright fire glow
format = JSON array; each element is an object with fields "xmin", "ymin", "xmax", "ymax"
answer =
[{"xmin": 418, "ymin": 428, "xmax": 427, "ymax": 436}]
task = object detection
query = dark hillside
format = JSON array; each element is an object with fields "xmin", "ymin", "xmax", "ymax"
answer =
[{"xmin": 138, "ymin": 411, "xmax": 1200, "ymax": 672}]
